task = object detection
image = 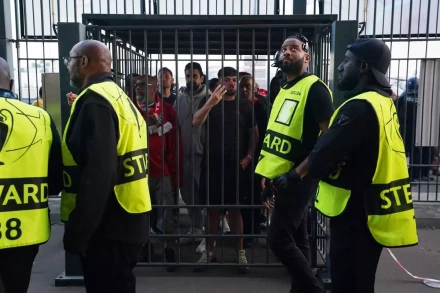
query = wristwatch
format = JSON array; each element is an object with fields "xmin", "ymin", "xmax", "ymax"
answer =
[{"xmin": 247, "ymin": 154, "xmax": 252, "ymax": 161}]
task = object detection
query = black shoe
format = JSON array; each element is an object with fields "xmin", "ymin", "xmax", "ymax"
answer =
[
  {"xmin": 165, "ymin": 248, "xmax": 176, "ymax": 272},
  {"xmin": 140, "ymin": 244, "xmax": 154, "ymax": 262},
  {"xmin": 244, "ymin": 238, "xmax": 256, "ymax": 249},
  {"xmin": 151, "ymin": 226, "xmax": 163, "ymax": 235}
]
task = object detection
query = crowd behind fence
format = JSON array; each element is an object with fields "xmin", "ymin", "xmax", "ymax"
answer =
[
  {"xmin": 63, "ymin": 21, "xmax": 332, "ymax": 269},
  {"xmin": 1, "ymin": 0, "xmax": 440, "ymax": 275}
]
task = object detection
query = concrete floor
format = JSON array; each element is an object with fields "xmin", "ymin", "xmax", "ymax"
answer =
[
  {"xmin": 21, "ymin": 224, "xmax": 440, "ymax": 293},
  {"xmin": 1, "ymin": 197, "xmax": 438, "ymax": 293}
]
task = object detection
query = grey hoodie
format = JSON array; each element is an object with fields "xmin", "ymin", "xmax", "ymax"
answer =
[{"xmin": 175, "ymin": 84, "xmax": 211, "ymax": 160}]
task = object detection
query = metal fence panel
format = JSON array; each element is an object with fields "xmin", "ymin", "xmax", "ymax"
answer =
[
  {"xmin": 77, "ymin": 15, "xmax": 335, "ymax": 269},
  {"xmin": 1, "ymin": 0, "xmax": 439, "ymax": 282},
  {"xmin": 9, "ymin": 2, "xmax": 440, "ymax": 193}
]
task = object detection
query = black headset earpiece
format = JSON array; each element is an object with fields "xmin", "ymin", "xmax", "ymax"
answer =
[{"xmin": 271, "ymin": 51, "xmax": 282, "ymax": 68}]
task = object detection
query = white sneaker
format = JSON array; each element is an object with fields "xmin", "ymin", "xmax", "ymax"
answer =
[
  {"xmin": 196, "ymin": 238, "xmax": 206, "ymax": 253},
  {"xmin": 219, "ymin": 217, "xmax": 230, "ymax": 233},
  {"xmin": 177, "ymin": 228, "xmax": 202, "ymax": 245},
  {"xmin": 196, "ymin": 238, "xmax": 216, "ymax": 254},
  {"xmin": 193, "ymin": 250, "xmax": 217, "ymax": 272},
  {"xmin": 237, "ymin": 249, "xmax": 249, "ymax": 273}
]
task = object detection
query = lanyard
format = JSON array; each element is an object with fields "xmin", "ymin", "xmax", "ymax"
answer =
[{"xmin": 0, "ymin": 90, "xmax": 16, "ymax": 99}]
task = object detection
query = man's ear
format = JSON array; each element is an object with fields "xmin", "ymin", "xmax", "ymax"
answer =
[
  {"xmin": 9, "ymin": 79, "xmax": 14, "ymax": 91},
  {"xmin": 359, "ymin": 61, "xmax": 370, "ymax": 74},
  {"xmin": 80, "ymin": 56, "xmax": 89, "ymax": 68},
  {"xmin": 201, "ymin": 75, "xmax": 205, "ymax": 84},
  {"xmin": 304, "ymin": 53, "xmax": 311, "ymax": 64}
]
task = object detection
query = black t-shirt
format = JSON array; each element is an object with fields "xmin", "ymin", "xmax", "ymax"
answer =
[
  {"xmin": 253, "ymin": 94, "xmax": 271, "ymax": 160},
  {"xmin": 198, "ymin": 97, "xmax": 254, "ymax": 163},
  {"xmin": 281, "ymin": 72, "xmax": 335, "ymax": 166},
  {"xmin": 163, "ymin": 93, "xmax": 177, "ymax": 105}
]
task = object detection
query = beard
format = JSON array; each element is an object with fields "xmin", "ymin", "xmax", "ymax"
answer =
[
  {"xmin": 186, "ymin": 82, "xmax": 201, "ymax": 93},
  {"xmin": 337, "ymin": 69, "xmax": 361, "ymax": 93},
  {"xmin": 69, "ymin": 79, "xmax": 79, "ymax": 89},
  {"xmin": 226, "ymin": 90, "xmax": 236, "ymax": 96},
  {"xmin": 281, "ymin": 57, "xmax": 305, "ymax": 76},
  {"xmin": 136, "ymin": 95, "xmax": 148, "ymax": 104},
  {"xmin": 69, "ymin": 73, "xmax": 82, "ymax": 89}
]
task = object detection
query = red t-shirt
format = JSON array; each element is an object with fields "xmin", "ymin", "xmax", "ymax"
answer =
[{"xmin": 138, "ymin": 98, "xmax": 184, "ymax": 187}]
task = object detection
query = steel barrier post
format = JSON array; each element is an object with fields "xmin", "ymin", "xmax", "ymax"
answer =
[
  {"xmin": 55, "ymin": 22, "xmax": 86, "ymax": 287},
  {"xmin": 329, "ymin": 20, "xmax": 359, "ymax": 108},
  {"xmin": 0, "ymin": 0, "xmax": 13, "ymax": 74},
  {"xmin": 293, "ymin": 0, "xmax": 307, "ymax": 14},
  {"xmin": 316, "ymin": 20, "xmax": 358, "ymax": 290}
]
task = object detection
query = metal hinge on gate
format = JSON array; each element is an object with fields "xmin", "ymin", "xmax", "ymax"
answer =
[
  {"xmin": 53, "ymin": 24, "xmax": 58, "ymax": 38},
  {"xmin": 358, "ymin": 22, "xmax": 366, "ymax": 36}
]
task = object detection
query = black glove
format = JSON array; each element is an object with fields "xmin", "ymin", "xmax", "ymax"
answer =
[
  {"xmin": 63, "ymin": 222, "xmax": 89, "ymax": 257},
  {"xmin": 261, "ymin": 184, "xmax": 273, "ymax": 203},
  {"xmin": 272, "ymin": 168, "xmax": 302, "ymax": 194},
  {"xmin": 63, "ymin": 232, "xmax": 87, "ymax": 256}
]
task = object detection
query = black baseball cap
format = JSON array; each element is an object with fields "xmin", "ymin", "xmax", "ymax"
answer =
[{"xmin": 347, "ymin": 38, "xmax": 391, "ymax": 88}]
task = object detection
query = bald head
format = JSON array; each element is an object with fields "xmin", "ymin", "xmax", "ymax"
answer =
[
  {"xmin": 67, "ymin": 40, "xmax": 112, "ymax": 89},
  {"xmin": 0, "ymin": 57, "xmax": 13, "ymax": 91},
  {"xmin": 71, "ymin": 40, "xmax": 112, "ymax": 70}
]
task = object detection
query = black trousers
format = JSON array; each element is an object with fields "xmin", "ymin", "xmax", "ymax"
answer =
[
  {"xmin": 80, "ymin": 237, "xmax": 143, "ymax": 293},
  {"xmin": 268, "ymin": 204, "xmax": 324, "ymax": 293},
  {"xmin": 330, "ymin": 214, "xmax": 383, "ymax": 293},
  {"xmin": 410, "ymin": 146, "xmax": 434, "ymax": 178},
  {"xmin": 242, "ymin": 174, "xmax": 263, "ymax": 239},
  {"xmin": 0, "ymin": 245, "xmax": 39, "ymax": 293}
]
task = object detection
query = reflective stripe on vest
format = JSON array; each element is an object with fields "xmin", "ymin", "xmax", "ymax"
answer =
[
  {"xmin": 255, "ymin": 75, "xmax": 332, "ymax": 179},
  {"xmin": 315, "ymin": 92, "xmax": 418, "ymax": 247},
  {"xmin": 60, "ymin": 81, "xmax": 151, "ymax": 222},
  {"xmin": 0, "ymin": 98, "xmax": 52, "ymax": 249}
]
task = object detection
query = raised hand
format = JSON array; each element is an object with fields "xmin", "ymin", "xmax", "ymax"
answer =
[{"xmin": 207, "ymin": 85, "xmax": 227, "ymax": 107}]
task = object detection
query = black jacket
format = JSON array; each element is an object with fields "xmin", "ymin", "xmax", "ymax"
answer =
[
  {"xmin": 63, "ymin": 73, "xmax": 149, "ymax": 255},
  {"xmin": 253, "ymin": 94, "xmax": 271, "ymax": 161}
]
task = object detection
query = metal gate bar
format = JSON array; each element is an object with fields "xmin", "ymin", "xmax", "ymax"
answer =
[
  {"xmin": 0, "ymin": 0, "xmax": 437, "ymax": 289},
  {"xmin": 82, "ymin": 14, "xmax": 335, "ymax": 269},
  {"xmin": 53, "ymin": 14, "xmax": 349, "ymax": 286}
]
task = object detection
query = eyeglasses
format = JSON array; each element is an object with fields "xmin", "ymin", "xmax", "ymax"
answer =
[
  {"xmin": 134, "ymin": 82, "xmax": 153, "ymax": 88},
  {"xmin": 290, "ymin": 33, "xmax": 309, "ymax": 53},
  {"xmin": 63, "ymin": 56, "xmax": 82, "ymax": 66}
]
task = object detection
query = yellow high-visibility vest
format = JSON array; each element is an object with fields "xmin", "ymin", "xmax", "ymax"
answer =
[
  {"xmin": 60, "ymin": 81, "xmax": 151, "ymax": 222},
  {"xmin": 315, "ymin": 92, "xmax": 418, "ymax": 247},
  {"xmin": 0, "ymin": 96, "xmax": 52, "ymax": 249},
  {"xmin": 256, "ymin": 75, "xmax": 332, "ymax": 179}
]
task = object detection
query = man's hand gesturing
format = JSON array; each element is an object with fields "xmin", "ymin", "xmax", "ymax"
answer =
[{"xmin": 207, "ymin": 85, "xmax": 227, "ymax": 107}]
